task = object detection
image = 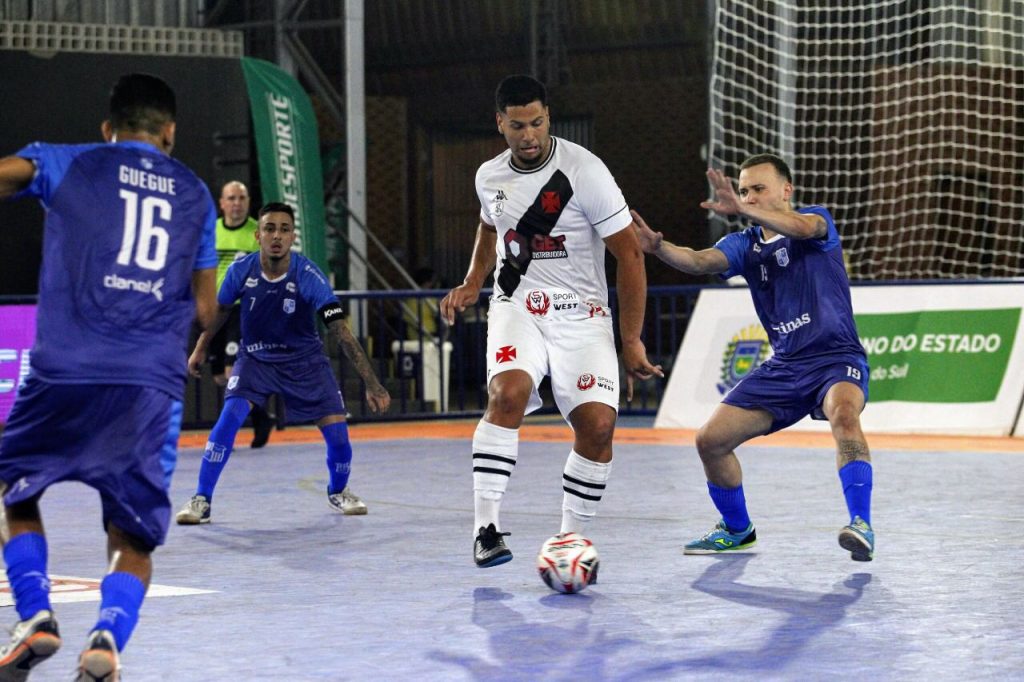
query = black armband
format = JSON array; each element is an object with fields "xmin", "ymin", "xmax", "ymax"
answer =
[{"xmin": 318, "ymin": 301, "xmax": 346, "ymax": 326}]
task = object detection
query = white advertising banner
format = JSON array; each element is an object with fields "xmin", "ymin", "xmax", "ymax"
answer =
[{"xmin": 655, "ymin": 284, "xmax": 1024, "ymax": 436}]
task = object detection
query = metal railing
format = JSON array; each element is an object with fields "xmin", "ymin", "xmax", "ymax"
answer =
[
  {"xmin": 0, "ymin": 286, "xmax": 704, "ymax": 429},
  {"xmin": 190, "ymin": 284, "xmax": 703, "ymax": 426}
]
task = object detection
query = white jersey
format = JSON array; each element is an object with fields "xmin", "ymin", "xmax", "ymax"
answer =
[{"xmin": 475, "ymin": 137, "xmax": 631, "ymax": 316}]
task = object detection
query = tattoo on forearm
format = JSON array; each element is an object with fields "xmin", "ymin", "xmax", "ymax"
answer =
[
  {"xmin": 329, "ymin": 322, "xmax": 378, "ymax": 385},
  {"xmin": 837, "ymin": 439, "xmax": 870, "ymax": 466}
]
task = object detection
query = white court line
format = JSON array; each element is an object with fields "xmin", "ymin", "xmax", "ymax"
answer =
[{"xmin": 0, "ymin": 575, "xmax": 216, "ymax": 607}]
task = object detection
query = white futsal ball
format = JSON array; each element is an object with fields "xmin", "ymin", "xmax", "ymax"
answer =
[{"xmin": 536, "ymin": 532, "xmax": 600, "ymax": 594}]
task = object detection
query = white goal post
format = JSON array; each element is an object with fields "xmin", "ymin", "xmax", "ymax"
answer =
[{"xmin": 707, "ymin": 0, "xmax": 1024, "ymax": 280}]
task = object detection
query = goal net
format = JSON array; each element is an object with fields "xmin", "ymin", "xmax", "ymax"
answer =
[{"xmin": 707, "ymin": 0, "xmax": 1024, "ymax": 280}]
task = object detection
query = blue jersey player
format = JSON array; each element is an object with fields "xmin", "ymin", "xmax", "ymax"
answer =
[
  {"xmin": 0, "ymin": 74, "xmax": 218, "ymax": 681},
  {"xmin": 175, "ymin": 202, "xmax": 391, "ymax": 526},
  {"xmin": 633, "ymin": 154, "xmax": 875, "ymax": 562}
]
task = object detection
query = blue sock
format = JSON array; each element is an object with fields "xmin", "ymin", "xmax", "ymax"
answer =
[
  {"xmin": 3, "ymin": 533, "xmax": 51, "ymax": 621},
  {"xmin": 707, "ymin": 482, "xmax": 752, "ymax": 533},
  {"xmin": 196, "ymin": 397, "xmax": 250, "ymax": 501},
  {"xmin": 94, "ymin": 572, "xmax": 145, "ymax": 652},
  {"xmin": 322, "ymin": 422, "xmax": 353, "ymax": 495},
  {"xmin": 839, "ymin": 460, "xmax": 873, "ymax": 525}
]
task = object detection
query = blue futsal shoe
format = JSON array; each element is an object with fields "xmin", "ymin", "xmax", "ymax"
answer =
[
  {"xmin": 684, "ymin": 520, "xmax": 757, "ymax": 554},
  {"xmin": 838, "ymin": 516, "xmax": 874, "ymax": 562}
]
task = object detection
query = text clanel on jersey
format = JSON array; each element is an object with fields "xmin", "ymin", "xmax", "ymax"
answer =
[
  {"xmin": 103, "ymin": 273, "xmax": 165, "ymax": 301},
  {"xmin": 119, "ymin": 165, "xmax": 176, "ymax": 195}
]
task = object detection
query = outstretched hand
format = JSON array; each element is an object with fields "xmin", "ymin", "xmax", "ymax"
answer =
[
  {"xmin": 630, "ymin": 209, "xmax": 663, "ymax": 254},
  {"xmin": 699, "ymin": 168, "xmax": 744, "ymax": 216},
  {"xmin": 622, "ymin": 338, "xmax": 664, "ymax": 402}
]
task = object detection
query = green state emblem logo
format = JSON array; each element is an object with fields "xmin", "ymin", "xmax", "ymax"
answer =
[{"xmin": 717, "ymin": 324, "xmax": 771, "ymax": 394}]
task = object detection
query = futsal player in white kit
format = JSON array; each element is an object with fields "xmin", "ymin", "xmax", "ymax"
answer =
[{"xmin": 440, "ymin": 74, "xmax": 663, "ymax": 568}]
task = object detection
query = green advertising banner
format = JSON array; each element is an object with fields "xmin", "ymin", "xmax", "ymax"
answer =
[
  {"xmin": 241, "ymin": 57, "xmax": 327, "ymax": 272},
  {"xmin": 856, "ymin": 308, "xmax": 1021, "ymax": 402}
]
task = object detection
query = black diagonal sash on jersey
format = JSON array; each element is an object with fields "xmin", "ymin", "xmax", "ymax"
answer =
[{"xmin": 496, "ymin": 170, "xmax": 574, "ymax": 296}]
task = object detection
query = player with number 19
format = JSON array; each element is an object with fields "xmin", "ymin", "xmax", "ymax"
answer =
[{"xmin": 633, "ymin": 154, "xmax": 876, "ymax": 562}]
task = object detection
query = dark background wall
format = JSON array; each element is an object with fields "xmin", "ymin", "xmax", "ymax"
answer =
[
  {"xmin": 287, "ymin": 0, "xmax": 716, "ymax": 289},
  {"xmin": 0, "ymin": 50, "xmax": 251, "ymax": 295},
  {"xmin": 2, "ymin": 1, "xmax": 716, "ymax": 294}
]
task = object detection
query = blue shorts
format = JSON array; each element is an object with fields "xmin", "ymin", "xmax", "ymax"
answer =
[
  {"xmin": 723, "ymin": 353, "xmax": 869, "ymax": 434},
  {"xmin": 0, "ymin": 377, "xmax": 181, "ymax": 550},
  {"xmin": 226, "ymin": 352, "xmax": 345, "ymax": 424}
]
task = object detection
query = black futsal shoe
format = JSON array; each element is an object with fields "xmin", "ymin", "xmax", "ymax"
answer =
[{"xmin": 474, "ymin": 523, "xmax": 513, "ymax": 567}]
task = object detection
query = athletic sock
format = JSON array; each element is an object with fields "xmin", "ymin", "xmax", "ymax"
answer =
[
  {"xmin": 560, "ymin": 450, "xmax": 612, "ymax": 535},
  {"xmin": 472, "ymin": 420, "xmax": 519, "ymax": 534},
  {"xmin": 93, "ymin": 572, "xmax": 145, "ymax": 652},
  {"xmin": 196, "ymin": 396, "xmax": 250, "ymax": 501},
  {"xmin": 3, "ymin": 532, "xmax": 51, "ymax": 621},
  {"xmin": 322, "ymin": 422, "xmax": 353, "ymax": 494},
  {"xmin": 707, "ymin": 482, "xmax": 752, "ymax": 534},
  {"xmin": 839, "ymin": 460, "xmax": 873, "ymax": 525}
]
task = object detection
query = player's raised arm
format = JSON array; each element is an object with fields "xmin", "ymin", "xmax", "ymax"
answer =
[
  {"xmin": 326, "ymin": 317, "xmax": 391, "ymax": 414},
  {"xmin": 440, "ymin": 221, "xmax": 497, "ymax": 325},
  {"xmin": 701, "ymin": 167, "xmax": 825, "ymax": 240},
  {"xmin": 0, "ymin": 156, "xmax": 35, "ymax": 200},
  {"xmin": 631, "ymin": 209, "xmax": 729, "ymax": 275}
]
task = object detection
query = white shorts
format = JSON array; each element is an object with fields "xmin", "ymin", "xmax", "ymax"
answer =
[{"xmin": 486, "ymin": 295, "xmax": 619, "ymax": 417}]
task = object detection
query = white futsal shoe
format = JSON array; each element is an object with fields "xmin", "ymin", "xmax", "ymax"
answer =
[
  {"xmin": 327, "ymin": 487, "xmax": 368, "ymax": 515},
  {"xmin": 175, "ymin": 495, "xmax": 211, "ymax": 525}
]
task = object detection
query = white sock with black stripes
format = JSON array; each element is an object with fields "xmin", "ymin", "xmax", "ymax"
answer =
[
  {"xmin": 472, "ymin": 420, "xmax": 519, "ymax": 535},
  {"xmin": 561, "ymin": 449, "xmax": 612, "ymax": 534}
]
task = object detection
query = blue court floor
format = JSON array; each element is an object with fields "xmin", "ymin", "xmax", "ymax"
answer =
[{"xmin": 9, "ymin": 423, "xmax": 1024, "ymax": 680}]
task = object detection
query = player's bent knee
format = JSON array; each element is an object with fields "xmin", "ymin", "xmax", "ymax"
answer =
[
  {"xmin": 828, "ymin": 402, "xmax": 863, "ymax": 434},
  {"xmin": 577, "ymin": 416, "xmax": 615, "ymax": 450},
  {"xmin": 486, "ymin": 386, "xmax": 531, "ymax": 418},
  {"xmin": 694, "ymin": 427, "xmax": 730, "ymax": 460}
]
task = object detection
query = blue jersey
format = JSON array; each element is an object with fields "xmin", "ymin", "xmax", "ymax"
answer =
[
  {"xmin": 220, "ymin": 252, "xmax": 339, "ymax": 363},
  {"xmin": 13, "ymin": 141, "xmax": 217, "ymax": 396},
  {"xmin": 714, "ymin": 206, "xmax": 864, "ymax": 361}
]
